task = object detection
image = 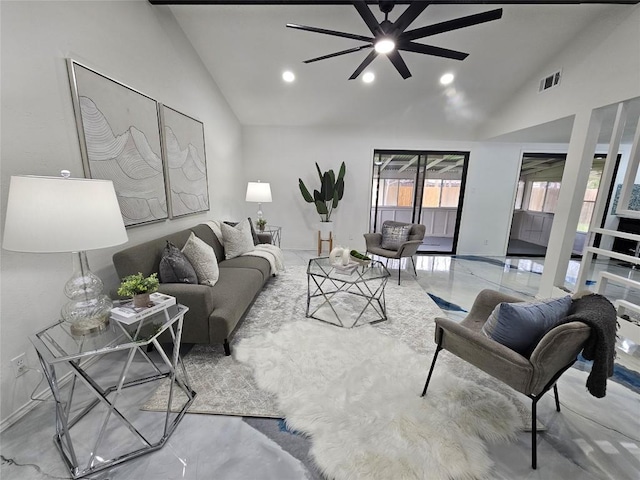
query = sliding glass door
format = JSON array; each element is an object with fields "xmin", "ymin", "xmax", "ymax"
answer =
[{"xmin": 370, "ymin": 150, "xmax": 468, "ymax": 254}]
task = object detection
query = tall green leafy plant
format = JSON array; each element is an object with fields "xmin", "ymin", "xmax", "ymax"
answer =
[{"xmin": 299, "ymin": 162, "xmax": 346, "ymax": 222}]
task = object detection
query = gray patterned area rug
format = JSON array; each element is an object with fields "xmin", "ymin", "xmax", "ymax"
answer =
[{"xmin": 143, "ymin": 266, "xmax": 533, "ymax": 425}]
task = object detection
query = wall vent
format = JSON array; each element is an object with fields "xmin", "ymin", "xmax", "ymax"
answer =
[{"xmin": 539, "ymin": 69, "xmax": 562, "ymax": 93}]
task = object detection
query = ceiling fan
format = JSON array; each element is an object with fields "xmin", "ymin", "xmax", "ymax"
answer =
[{"xmin": 286, "ymin": 0, "xmax": 503, "ymax": 80}]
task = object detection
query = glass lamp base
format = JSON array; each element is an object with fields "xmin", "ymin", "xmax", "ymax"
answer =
[
  {"xmin": 70, "ymin": 315, "xmax": 110, "ymax": 336},
  {"xmin": 62, "ymin": 251, "xmax": 113, "ymax": 336}
]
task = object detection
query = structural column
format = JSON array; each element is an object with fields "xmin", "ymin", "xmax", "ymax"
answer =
[{"xmin": 539, "ymin": 109, "xmax": 603, "ymax": 297}]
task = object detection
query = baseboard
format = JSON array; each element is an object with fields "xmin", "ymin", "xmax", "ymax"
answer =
[
  {"xmin": 0, "ymin": 378, "xmax": 55, "ymax": 433},
  {"xmin": 0, "ymin": 356, "xmax": 100, "ymax": 433}
]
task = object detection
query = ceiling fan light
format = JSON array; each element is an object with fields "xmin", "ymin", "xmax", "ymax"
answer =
[
  {"xmin": 362, "ymin": 72, "xmax": 375, "ymax": 83},
  {"xmin": 374, "ymin": 38, "xmax": 395, "ymax": 54},
  {"xmin": 282, "ymin": 71, "xmax": 295, "ymax": 82},
  {"xmin": 440, "ymin": 73, "xmax": 455, "ymax": 85}
]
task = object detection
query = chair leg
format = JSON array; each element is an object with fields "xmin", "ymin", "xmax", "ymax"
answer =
[
  {"xmin": 421, "ymin": 344, "xmax": 442, "ymax": 397},
  {"xmin": 398, "ymin": 263, "xmax": 401, "ymax": 285},
  {"xmin": 223, "ymin": 339, "xmax": 231, "ymax": 356},
  {"xmin": 553, "ymin": 384, "xmax": 561, "ymax": 412},
  {"xmin": 411, "ymin": 256, "xmax": 417, "ymax": 276}
]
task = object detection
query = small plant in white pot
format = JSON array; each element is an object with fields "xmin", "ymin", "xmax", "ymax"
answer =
[
  {"xmin": 117, "ymin": 272, "xmax": 159, "ymax": 308},
  {"xmin": 256, "ymin": 218, "xmax": 267, "ymax": 232}
]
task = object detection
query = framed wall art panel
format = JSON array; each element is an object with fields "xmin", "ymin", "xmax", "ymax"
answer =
[
  {"xmin": 67, "ymin": 59, "xmax": 168, "ymax": 227},
  {"xmin": 159, "ymin": 105, "xmax": 209, "ymax": 218}
]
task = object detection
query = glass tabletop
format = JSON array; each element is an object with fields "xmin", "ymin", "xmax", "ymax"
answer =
[
  {"xmin": 307, "ymin": 257, "xmax": 390, "ymax": 283},
  {"xmin": 31, "ymin": 304, "xmax": 188, "ymax": 364}
]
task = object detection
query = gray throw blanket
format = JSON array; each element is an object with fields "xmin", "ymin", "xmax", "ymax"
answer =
[{"xmin": 563, "ymin": 294, "xmax": 618, "ymax": 398}]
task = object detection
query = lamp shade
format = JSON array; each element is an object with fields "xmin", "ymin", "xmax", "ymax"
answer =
[
  {"xmin": 3, "ymin": 175, "xmax": 128, "ymax": 253},
  {"xmin": 245, "ymin": 182, "xmax": 272, "ymax": 203}
]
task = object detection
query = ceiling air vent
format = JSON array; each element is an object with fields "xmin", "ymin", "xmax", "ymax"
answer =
[{"xmin": 539, "ymin": 69, "xmax": 562, "ymax": 93}]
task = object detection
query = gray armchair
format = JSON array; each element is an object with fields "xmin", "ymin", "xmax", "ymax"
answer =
[
  {"xmin": 421, "ymin": 289, "xmax": 593, "ymax": 469},
  {"xmin": 364, "ymin": 220, "xmax": 426, "ymax": 284}
]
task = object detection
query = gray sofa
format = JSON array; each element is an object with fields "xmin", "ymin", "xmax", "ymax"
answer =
[{"xmin": 112, "ymin": 223, "xmax": 272, "ymax": 355}]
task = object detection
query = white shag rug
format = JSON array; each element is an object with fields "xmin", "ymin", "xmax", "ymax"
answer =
[{"xmin": 235, "ymin": 320, "xmax": 521, "ymax": 480}]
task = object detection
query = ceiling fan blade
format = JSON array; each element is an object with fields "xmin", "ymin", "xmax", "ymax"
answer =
[
  {"xmin": 392, "ymin": 2, "xmax": 429, "ymax": 33},
  {"xmin": 353, "ymin": 1, "xmax": 382, "ymax": 36},
  {"xmin": 287, "ymin": 23, "xmax": 373, "ymax": 43},
  {"xmin": 303, "ymin": 44, "xmax": 373, "ymax": 64},
  {"xmin": 349, "ymin": 50, "xmax": 378, "ymax": 80},
  {"xmin": 387, "ymin": 50, "xmax": 412, "ymax": 79},
  {"xmin": 402, "ymin": 8, "xmax": 503, "ymax": 41},
  {"xmin": 399, "ymin": 42, "xmax": 468, "ymax": 61}
]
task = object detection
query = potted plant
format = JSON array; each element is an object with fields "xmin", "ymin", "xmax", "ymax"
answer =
[
  {"xmin": 298, "ymin": 162, "xmax": 346, "ymax": 236},
  {"xmin": 256, "ymin": 218, "xmax": 267, "ymax": 232},
  {"xmin": 117, "ymin": 272, "xmax": 159, "ymax": 308}
]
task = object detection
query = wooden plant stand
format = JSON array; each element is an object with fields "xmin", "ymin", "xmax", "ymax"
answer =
[{"xmin": 317, "ymin": 231, "xmax": 333, "ymax": 256}]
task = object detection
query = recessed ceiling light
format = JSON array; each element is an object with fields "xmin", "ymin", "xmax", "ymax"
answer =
[
  {"xmin": 282, "ymin": 71, "xmax": 295, "ymax": 82},
  {"xmin": 374, "ymin": 38, "xmax": 395, "ymax": 54},
  {"xmin": 362, "ymin": 72, "xmax": 375, "ymax": 83},
  {"xmin": 440, "ymin": 73, "xmax": 455, "ymax": 85}
]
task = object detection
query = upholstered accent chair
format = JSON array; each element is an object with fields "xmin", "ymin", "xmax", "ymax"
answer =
[
  {"xmin": 364, "ymin": 220, "xmax": 426, "ymax": 285},
  {"xmin": 421, "ymin": 289, "xmax": 593, "ymax": 469}
]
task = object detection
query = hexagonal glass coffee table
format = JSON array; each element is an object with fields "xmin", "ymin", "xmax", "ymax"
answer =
[{"xmin": 306, "ymin": 257, "xmax": 390, "ymax": 328}]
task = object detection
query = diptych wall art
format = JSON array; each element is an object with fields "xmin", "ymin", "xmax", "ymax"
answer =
[
  {"xmin": 159, "ymin": 105, "xmax": 209, "ymax": 218},
  {"xmin": 67, "ymin": 59, "xmax": 209, "ymax": 227}
]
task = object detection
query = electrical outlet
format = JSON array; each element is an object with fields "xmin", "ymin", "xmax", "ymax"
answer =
[
  {"xmin": 483, "ymin": 239, "xmax": 488, "ymax": 245},
  {"xmin": 11, "ymin": 353, "xmax": 27, "ymax": 377}
]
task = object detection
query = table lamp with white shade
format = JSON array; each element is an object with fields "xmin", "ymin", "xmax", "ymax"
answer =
[
  {"xmin": 2, "ymin": 172, "xmax": 128, "ymax": 335},
  {"xmin": 245, "ymin": 181, "xmax": 272, "ymax": 220}
]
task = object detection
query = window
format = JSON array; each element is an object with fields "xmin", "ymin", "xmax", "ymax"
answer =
[
  {"xmin": 514, "ymin": 181, "xmax": 525, "ymax": 209},
  {"xmin": 578, "ymin": 170, "xmax": 602, "ymax": 232},
  {"xmin": 422, "ymin": 179, "xmax": 460, "ymax": 208},
  {"xmin": 527, "ymin": 181, "xmax": 560, "ymax": 213},
  {"xmin": 383, "ymin": 179, "xmax": 398, "ymax": 206},
  {"xmin": 543, "ymin": 182, "xmax": 561, "ymax": 213},
  {"xmin": 380, "ymin": 179, "xmax": 415, "ymax": 207},
  {"xmin": 397, "ymin": 179, "xmax": 414, "ymax": 207},
  {"xmin": 529, "ymin": 181, "xmax": 547, "ymax": 212},
  {"xmin": 441, "ymin": 180, "xmax": 461, "ymax": 207},
  {"xmin": 422, "ymin": 179, "xmax": 441, "ymax": 207}
]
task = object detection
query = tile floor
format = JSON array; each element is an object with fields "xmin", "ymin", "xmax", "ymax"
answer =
[{"xmin": 1, "ymin": 251, "xmax": 639, "ymax": 480}]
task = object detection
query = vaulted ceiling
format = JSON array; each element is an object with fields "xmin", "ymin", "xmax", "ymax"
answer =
[{"xmin": 159, "ymin": 2, "xmax": 638, "ymax": 142}]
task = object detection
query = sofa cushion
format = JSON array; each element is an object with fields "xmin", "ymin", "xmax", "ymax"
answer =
[
  {"xmin": 182, "ymin": 232, "xmax": 219, "ymax": 287},
  {"xmin": 159, "ymin": 241, "xmax": 197, "ymax": 284},
  {"xmin": 221, "ymin": 219, "xmax": 255, "ymax": 259},
  {"xmin": 219, "ymin": 255, "xmax": 271, "ymax": 282},
  {"xmin": 381, "ymin": 224, "xmax": 411, "ymax": 250},
  {"xmin": 482, "ymin": 296, "xmax": 572, "ymax": 356}
]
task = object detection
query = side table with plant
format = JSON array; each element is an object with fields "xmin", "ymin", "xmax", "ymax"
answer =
[{"xmin": 117, "ymin": 272, "xmax": 159, "ymax": 308}]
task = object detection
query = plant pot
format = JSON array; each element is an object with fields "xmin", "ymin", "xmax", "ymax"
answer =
[
  {"xmin": 133, "ymin": 293, "xmax": 151, "ymax": 308},
  {"xmin": 318, "ymin": 221, "xmax": 333, "ymax": 239}
]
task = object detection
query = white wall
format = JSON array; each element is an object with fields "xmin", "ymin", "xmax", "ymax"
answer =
[
  {"xmin": 481, "ymin": 5, "xmax": 640, "ymax": 140},
  {"xmin": 0, "ymin": 1, "xmax": 243, "ymax": 423}
]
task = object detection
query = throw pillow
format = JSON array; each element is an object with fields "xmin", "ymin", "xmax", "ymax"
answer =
[
  {"xmin": 159, "ymin": 241, "xmax": 197, "ymax": 284},
  {"xmin": 181, "ymin": 232, "xmax": 219, "ymax": 287},
  {"xmin": 381, "ymin": 224, "xmax": 412, "ymax": 250},
  {"xmin": 482, "ymin": 296, "xmax": 572, "ymax": 356},
  {"xmin": 221, "ymin": 219, "xmax": 255, "ymax": 259},
  {"xmin": 247, "ymin": 217, "xmax": 260, "ymax": 246}
]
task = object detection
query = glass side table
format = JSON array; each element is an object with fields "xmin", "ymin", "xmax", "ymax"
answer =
[
  {"xmin": 263, "ymin": 225, "xmax": 282, "ymax": 247},
  {"xmin": 306, "ymin": 257, "xmax": 390, "ymax": 328},
  {"xmin": 30, "ymin": 303, "xmax": 196, "ymax": 479}
]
